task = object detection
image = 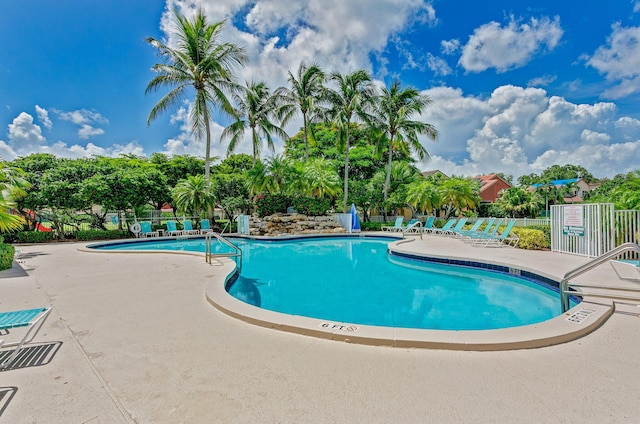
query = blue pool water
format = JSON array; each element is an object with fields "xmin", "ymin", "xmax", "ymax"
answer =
[{"xmin": 92, "ymin": 236, "xmax": 571, "ymax": 330}]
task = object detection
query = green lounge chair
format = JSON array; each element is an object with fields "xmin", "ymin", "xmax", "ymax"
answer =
[
  {"xmin": 140, "ymin": 221, "xmax": 159, "ymax": 238},
  {"xmin": 428, "ymin": 218, "xmax": 457, "ymax": 235},
  {"xmin": 470, "ymin": 220, "xmax": 518, "ymax": 247}
]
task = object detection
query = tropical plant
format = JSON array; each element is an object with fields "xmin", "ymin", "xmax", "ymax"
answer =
[
  {"xmin": 172, "ymin": 174, "xmax": 216, "ymax": 220},
  {"xmin": 276, "ymin": 62, "xmax": 326, "ymax": 162},
  {"xmin": 438, "ymin": 177, "xmax": 480, "ymax": 218},
  {"xmin": 298, "ymin": 158, "xmax": 342, "ymax": 200},
  {"xmin": 406, "ymin": 179, "xmax": 441, "ymax": 216},
  {"xmin": 496, "ymin": 187, "xmax": 542, "ymax": 218},
  {"xmin": 145, "ymin": 9, "xmax": 247, "ymax": 182},
  {"xmin": 0, "ymin": 160, "xmax": 30, "ymax": 232},
  {"xmin": 222, "ymin": 80, "xmax": 289, "ymax": 166},
  {"xmin": 370, "ymin": 80, "xmax": 438, "ymax": 218},
  {"xmin": 324, "ymin": 69, "xmax": 376, "ymax": 212}
]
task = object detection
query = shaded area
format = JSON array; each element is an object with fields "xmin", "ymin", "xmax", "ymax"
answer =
[
  {"xmin": 0, "ymin": 386, "xmax": 17, "ymax": 417},
  {"xmin": 0, "ymin": 342, "xmax": 62, "ymax": 371}
]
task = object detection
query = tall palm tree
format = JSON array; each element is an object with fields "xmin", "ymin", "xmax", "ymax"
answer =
[
  {"xmin": 222, "ymin": 80, "xmax": 289, "ymax": 167},
  {"xmin": 0, "ymin": 160, "xmax": 29, "ymax": 232},
  {"xmin": 371, "ymin": 80, "xmax": 438, "ymax": 219},
  {"xmin": 276, "ymin": 62, "xmax": 326, "ymax": 162},
  {"xmin": 145, "ymin": 9, "xmax": 247, "ymax": 183},
  {"xmin": 325, "ymin": 70, "xmax": 376, "ymax": 213}
]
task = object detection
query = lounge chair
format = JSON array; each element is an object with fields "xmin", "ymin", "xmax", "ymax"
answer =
[
  {"xmin": 428, "ymin": 218, "xmax": 457, "ymax": 235},
  {"xmin": 422, "ymin": 216, "xmax": 436, "ymax": 233},
  {"xmin": 200, "ymin": 219, "xmax": 214, "ymax": 234},
  {"xmin": 0, "ymin": 307, "xmax": 51, "ymax": 369},
  {"xmin": 462, "ymin": 218, "xmax": 502, "ymax": 241},
  {"xmin": 469, "ymin": 220, "xmax": 518, "ymax": 247},
  {"xmin": 181, "ymin": 220, "xmax": 200, "ymax": 236},
  {"xmin": 140, "ymin": 221, "xmax": 159, "ymax": 238},
  {"xmin": 439, "ymin": 218, "xmax": 468, "ymax": 236},
  {"xmin": 610, "ymin": 259, "xmax": 640, "ymax": 281},
  {"xmin": 454, "ymin": 219, "xmax": 485, "ymax": 237},
  {"xmin": 382, "ymin": 217, "xmax": 405, "ymax": 232},
  {"xmin": 165, "ymin": 221, "xmax": 183, "ymax": 237},
  {"xmin": 402, "ymin": 219, "xmax": 423, "ymax": 235}
]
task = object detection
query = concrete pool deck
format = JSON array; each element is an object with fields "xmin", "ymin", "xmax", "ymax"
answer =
[{"xmin": 1, "ymin": 235, "xmax": 639, "ymax": 423}]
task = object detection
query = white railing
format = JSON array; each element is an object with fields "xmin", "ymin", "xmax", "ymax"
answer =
[{"xmin": 614, "ymin": 210, "xmax": 640, "ymax": 259}]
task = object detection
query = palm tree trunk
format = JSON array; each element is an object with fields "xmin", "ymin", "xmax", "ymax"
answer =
[
  {"xmin": 303, "ymin": 113, "xmax": 309, "ymax": 162},
  {"xmin": 342, "ymin": 122, "xmax": 350, "ymax": 213},
  {"xmin": 202, "ymin": 93, "xmax": 212, "ymax": 185},
  {"xmin": 383, "ymin": 133, "xmax": 395, "ymax": 222}
]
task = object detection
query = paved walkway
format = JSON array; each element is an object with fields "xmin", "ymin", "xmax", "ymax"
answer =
[{"xmin": 1, "ymin": 237, "xmax": 639, "ymax": 423}]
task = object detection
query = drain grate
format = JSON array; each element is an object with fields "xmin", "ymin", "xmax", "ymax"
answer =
[{"xmin": 565, "ymin": 307, "xmax": 597, "ymax": 323}]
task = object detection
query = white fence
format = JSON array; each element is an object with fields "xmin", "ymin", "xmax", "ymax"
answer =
[{"xmin": 551, "ymin": 203, "xmax": 616, "ymax": 257}]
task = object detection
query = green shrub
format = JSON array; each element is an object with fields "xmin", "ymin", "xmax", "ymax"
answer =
[
  {"xmin": 0, "ymin": 243, "xmax": 15, "ymax": 270},
  {"xmin": 254, "ymin": 193, "xmax": 291, "ymax": 217},
  {"xmin": 527, "ymin": 224, "xmax": 551, "ymax": 240},
  {"xmin": 361, "ymin": 221, "xmax": 383, "ymax": 231},
  {"xmin": 512, "ymin": 228, "xmax": 550, "ymax": 250},
  {"xmin": 15, "ymin": 231, "xmax": 56, "ymax": 243},
  {"xmin": 291, "ymin": 197, "xmax": 331, "ymax": 216},
  {"xmin": 76, "ymin": 230, "xmax": 131, "ymax": 241}
]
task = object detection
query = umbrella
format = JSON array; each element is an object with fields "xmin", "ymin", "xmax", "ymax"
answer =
[{"xmin": 350, "ymin": 203, "xmax": 361, "ymax": 232}]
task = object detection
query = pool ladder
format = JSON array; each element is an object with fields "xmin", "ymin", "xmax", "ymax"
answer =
[
  {"xmin": 204, "ymin": 232, "xmax": 242, "ymax": 271},
  {"xmin": 560, "ymin": 242, "xmax": 640, "ymax": 312}
]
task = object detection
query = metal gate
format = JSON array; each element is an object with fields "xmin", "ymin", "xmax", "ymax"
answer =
[{"xmin": 551, "ymin": 203, "xmax": 615, "ymax": 257}]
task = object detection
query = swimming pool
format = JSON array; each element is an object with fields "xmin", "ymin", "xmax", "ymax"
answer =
[{"xmin": 91, "ymin": 235, "xmax": 574, "ymax": 331}]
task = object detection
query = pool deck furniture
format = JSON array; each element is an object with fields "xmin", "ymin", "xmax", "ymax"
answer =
[
  {"xmin": 200, "ymin": 219, "xmax": 213, "ymax": 234},
  {"xmin": 382, "ymin": 216, "xmax": 405, "ymax": 232},
  {"xmin": 610, "ymin": 259, "xmax": 640, "ymax": 281},
  {"xmin": 427, "ymin": 218, "xmax": 457, "ymax": 235},
  {"xmin": 181, "ymin": 220, "xmax": 200, "ymax": 236},
  {"xmin": 469, "ymin": 220, "xmax": 518, "ymax": 247},
  {"xmin": 165, "ymin": 220, "xmax": 183, "ymax": 237},
  {"xmin": 0, "ymin": 306, "xmax": 51, "ymax": 369},
  {"xmin": 438, "ymin": 218, "xmax": 468, "ymax": 237},
  {"xmin": 140, "ymin": 221, "xmax": 160, "ymax": 238},
  {"xmin": 453, "ymin": 219, "xmax": 484, "ymax": 237},
  {"xmin": 401, "ymin": 219, "xmax": 423, "ymax": 234}
]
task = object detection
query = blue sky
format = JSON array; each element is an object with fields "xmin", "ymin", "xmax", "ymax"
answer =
[{"xmin": 2, "ymin": 0, "xmax": 640, "ymax": 179}]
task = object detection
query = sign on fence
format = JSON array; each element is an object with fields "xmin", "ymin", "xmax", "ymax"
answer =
[{"xmin": 562, "ymin": 205, "xmax": 585, "ymax": 236}]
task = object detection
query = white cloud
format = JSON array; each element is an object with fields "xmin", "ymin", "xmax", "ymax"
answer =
[
  {"xmin": 54, "ymin": 108, "xmax": 109, "ymax": 139},
  {"xmin": 162, "ymin": 0, "xmax": 436, "ymax": 89},
  {"xmin": 426, "ymin": 53, "xmax": 452, "ymax": 76},
  {"xmin": 459, "ymin": 16, "xmax": 563, "ymax": 73},
  {"xmin": 416, "ymin": 85, "xmax": 640, "ymax": 179},
  {"xmin": 634, "ymin": 1, "xmax": 640, "ymax": 13},
  {"xmin": 527, "ymin": 74, "xmax": 557, "ymax": 87},
  {"xmin": 0, "ymin": 111, "xmax": 142, "ymax": 160},
  {"xmin": 586, "ymin": 24, "xmax": 640, "ymax": 99},
  {"xmin": 441, "ymin": 39, "xmax": 460, "ymax": 55},
  {"xmin": 35, "ymin": 105, "xmax": 52, "ymax": 129}
]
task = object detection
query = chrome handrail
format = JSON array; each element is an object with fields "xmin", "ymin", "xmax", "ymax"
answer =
[
  {"xmin": 560, "ymin": 242, "xmax": 640, "ymax": 312},
  {"xmin": 204, "ymin": 232, "xmax": 242, "ymax": 271}
]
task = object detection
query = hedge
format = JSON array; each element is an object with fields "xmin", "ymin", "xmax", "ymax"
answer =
[
  {"xmin": 76, "ymin": 230, "xmax": 132, "ymax": 241},
  {"xmin": 15, "ymin": 231, "xmax": 56, "ymax": 243},
  {"xmin": 0, "ymin": 243, "xmax": 15, "ymax": 270}
]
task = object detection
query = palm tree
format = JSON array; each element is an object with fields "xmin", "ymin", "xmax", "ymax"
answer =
[
  {"xmin": 171, "ymin": 174, "xmax": 216, "ymax": 220},
  {"xmin": 298, "ymin": 158, "xmax": 342, "ymax": 200},
  {"xmin": 145, "ymin": 9, "xmax": 247, "ymax": 183},
  {"xmin": 0, "ymin": 160, "xmax": 29, "ymax": 232},
  {"xmin": 406, "ymin": 179, "xmax": 441, "ymax": 216},
  {"xmin": 371, "ymin": 80, "xmax": 438, "ymax": 220},
  {"xmin": 275, "ymin": 62, "xmax": 326, "ymax": 162},
  {"xmin": 496, "ymin": 187, "xmax": 542, "ymax": 218},
  {"xmin": 439, "ymin": 177, "xmax": 480, "ymax": 218},
  {"xmin": 325, "ymin": 70, "xmax": 376, "ymax": 213},
  {"xmin": 222, "ymin": 80, "xmax": 289, "ymax": 167}
]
